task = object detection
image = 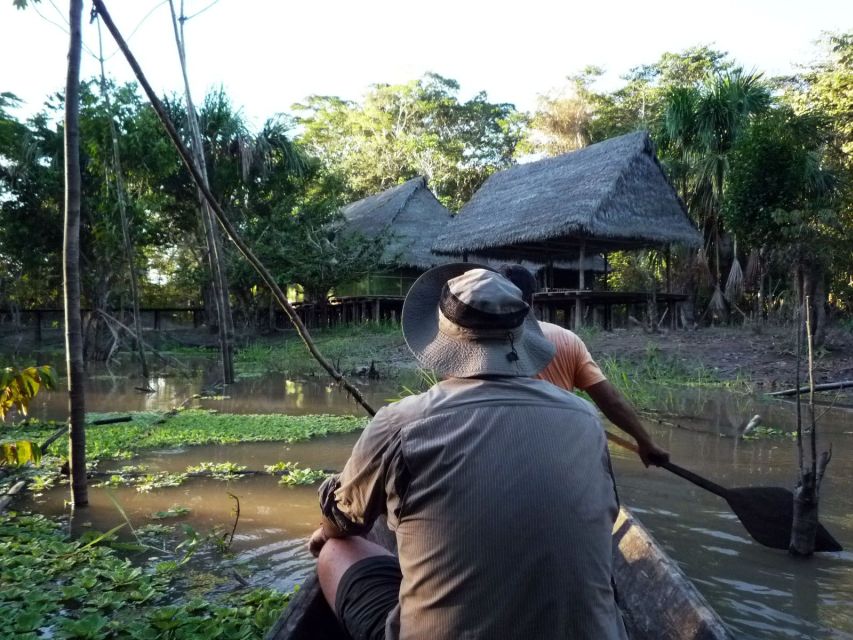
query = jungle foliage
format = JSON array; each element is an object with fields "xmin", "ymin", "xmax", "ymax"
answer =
[
  {"xmin": 529, "ymin": 38, "xmax": 853, "ymax": 326},
  {"xmin": 1, "ymin": 38, "xmax": 851, "ymax": 340}
]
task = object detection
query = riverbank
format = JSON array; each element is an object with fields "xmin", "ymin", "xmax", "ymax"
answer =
[
  {"xmin": 5, "ymin": 321, "xmax": 853, "ymax": 392},
  {"xmin": 222, "ymin": 323, "xmax": 853, "ymax": 396},
  {"xmin": 181, "ymin": 323, "xmax": 853, "ymax": 391}
]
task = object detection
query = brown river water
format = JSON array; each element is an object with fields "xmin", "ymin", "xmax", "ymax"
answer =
[{"xmin": 19, "ymin": 369, "xmax": 853, "ymax": 639}]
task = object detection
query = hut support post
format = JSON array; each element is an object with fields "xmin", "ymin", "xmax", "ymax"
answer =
[
  {"xmin": 543, "ymin": 259, "xmax": 552, "ymax": 322},
  {"xmin": 575, "ymin": 242, "xmax": 586, "ymax": 331},
  {"xmin": 666, "ymin": 246, "xmax": 676, "ymax": 330}
]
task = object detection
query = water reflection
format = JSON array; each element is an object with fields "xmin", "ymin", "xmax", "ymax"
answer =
[{"xmin": 31, "ymin": 363, "xmax": 405, "ymax": 419}]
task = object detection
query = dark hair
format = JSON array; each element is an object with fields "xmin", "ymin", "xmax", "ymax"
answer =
[{"xmin": 499, "ymin": 264, "xmax": 536, "ymax": 305}]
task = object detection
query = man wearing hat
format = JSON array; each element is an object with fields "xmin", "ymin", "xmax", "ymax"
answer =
[
  {"xmin": 309, "ymin": 264, "xmax": 628, "ymax": 640},
  {"xmin": 498, "ymin": 263, "xmax": 669, "ymax": 468}
]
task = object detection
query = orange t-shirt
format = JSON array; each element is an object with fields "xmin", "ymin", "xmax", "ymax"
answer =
[{"xmin": 535, "ymin": 321, "xmax": 606, "ymax": 392}]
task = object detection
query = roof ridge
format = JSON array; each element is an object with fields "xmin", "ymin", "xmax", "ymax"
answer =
[
  {"xmin": 385, "ymin": 176, "xmax": 426, "ymax": 228},
  {"xmin": 588, "ymin": 132, "xmax": 651, "ymax": 235}
]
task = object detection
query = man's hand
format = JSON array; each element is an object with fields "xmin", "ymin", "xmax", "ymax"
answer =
[
  {"xmin": 308, "ymin": 526, "xmax": 328, "ymax": 558},
  {"xmin": 637, "ymin": 440, "xmax": 670, "ymax": 467}
]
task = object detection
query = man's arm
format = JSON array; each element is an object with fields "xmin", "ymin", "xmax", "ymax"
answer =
[
  {"xmin": 308, "ymin": 516, "xmax": 347, "ymax": 557},
  {"xmin": 309, "ymin": 406, "xmax": 401, "ymax": 556},
  {"xmin": 585, "ymin": 380, "xmax": 669, "ymax": 467}
]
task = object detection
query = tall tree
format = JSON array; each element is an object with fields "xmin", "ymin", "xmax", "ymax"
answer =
[
  {"xmin": 659, "ymin": 69, "xmax": 770, "ymax": 316},
  {"xmin": 0, "ymin": 98, "xmax": 64, "ymax": 310},
  {"xmin": 64, "ymin": 0, "xmax": 87, "ymax": 506},
  {"xmin": 528, "ymin": 67, "xmax": 603, "ymax": 155},
  {"xmin": 168, "ymin": 0, "xmax": 234, "ymax": 383},
  {"xmin": 781, "ymin": 32, "xmax": 853, "ymax": 312},
  {"xmin": 528, "ymin": 47, "xmax": 734, "ymax": 157},
  {"xmin": 93, "ymin": 0, "xmax": 378, "ymax": 416},
  {"xmin": 95, "ymin": 22, "xmax": 149, "ymax": 381},
  {"xmin": 294, "ymin": 74, "xmax": 525, "ymax": 210},
  {"xmin": 724, "ymin": 108, "xmax": 842, "ymax": 344}
]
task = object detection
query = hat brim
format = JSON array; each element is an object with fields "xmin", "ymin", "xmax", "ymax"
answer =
[{"xmin": 402, "ymin": 263, "xmax": 556, "ymax": 378}]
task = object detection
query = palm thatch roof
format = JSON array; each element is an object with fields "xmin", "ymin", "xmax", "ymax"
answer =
[
  {"xmin": 341, "ymin": 177, "xmax": 454, "ymax": 270},
  {"xmin": 433, "ymin": 131, "xmax": 701, "ymax": 261}
]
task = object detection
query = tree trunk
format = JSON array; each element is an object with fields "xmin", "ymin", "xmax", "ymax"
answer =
[
  {"xmin": 201, "ymin": 278, "xmax": 218, "ymax": 332},
  {"xmin": 789, "ymin": 293, "xmax": 832, "ymax": 556},
  {"xmin": 799, "ymin": 263, "xmax": 827, "ymax": 349},
  {"xmin": 96, "ymin": 39, "xmax": 149, "ymax": 380},
  {"xmin": 812, "ymin": 276, "xmax": 826, "ymax": 348},
  {"xmin": 64, "ymin": 0, "xmax": 87, "ymax": 507},
  {"xmin": 790, "ymin": 474, "xmax": 819, "ymax": 555},
  {"xmin": 168, "ymin": 0, "xmax": 234, "ymax": 384}
]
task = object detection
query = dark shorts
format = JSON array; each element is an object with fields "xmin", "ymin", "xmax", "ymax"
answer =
[{"xmin": 335, "ymin": 555, "xmax": 402, "ymax": 640}]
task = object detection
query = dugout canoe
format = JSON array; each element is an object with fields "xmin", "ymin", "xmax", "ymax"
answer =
[{"xmin": 265, "ymin": 507, "xmax": 733, "ymax": 640}]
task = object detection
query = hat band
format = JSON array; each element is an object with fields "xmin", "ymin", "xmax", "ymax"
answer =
[
  {"xmin": 438, "ymin": 309, "xmax": 525, "ymax": 341},
  {"xmin": 439, "ymin": 284, "xmax": 528, "ymax": 331}
]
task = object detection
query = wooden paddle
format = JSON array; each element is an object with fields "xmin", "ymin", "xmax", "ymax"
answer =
[{"xmin": 606, "ymin": 432, "xmax": 843, "ymax": 552}]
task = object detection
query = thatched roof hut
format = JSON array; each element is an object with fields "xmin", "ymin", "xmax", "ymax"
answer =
[
  {"xmin": 341, "ymin": 177, "xmax": 453, "ymax": 270},
  {"xmin": 432, "ymin": 131, "xmax": 701, "ymax": 261}
]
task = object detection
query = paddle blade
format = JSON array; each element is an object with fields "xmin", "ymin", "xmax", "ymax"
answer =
[{"xmin": 725, "ymin": 487, "xmax": 843, "ymax": 552}]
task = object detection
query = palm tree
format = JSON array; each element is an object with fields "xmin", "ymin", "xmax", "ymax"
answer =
[{"xmin": 660, "ymin": 70, "xmax": 770, "ymax": 317}]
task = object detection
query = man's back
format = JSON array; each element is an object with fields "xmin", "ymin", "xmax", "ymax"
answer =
[
  {"xmin": 372, "ymin": 376, "xmax": 626, "ymax": 639},
  {"xmin": 315, "ymin": 266, "xmax": 628, "ymax": 640}
]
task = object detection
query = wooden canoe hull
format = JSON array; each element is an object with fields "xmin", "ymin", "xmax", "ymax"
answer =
[{"xmin": 265, "ymin": 507, "xmax": 732, "ymax": 640}]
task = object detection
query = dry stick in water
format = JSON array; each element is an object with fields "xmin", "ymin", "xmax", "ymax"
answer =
[
  {"xmin": 97, "ymin": 310, "xmax": 192, "ymax": 375},
  {"xmin": 92, "ymin": 0, "xmax": 376, "ymax": 417}
]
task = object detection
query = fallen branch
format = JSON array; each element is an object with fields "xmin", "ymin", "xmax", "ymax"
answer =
[
  {"xmin": 767, "ymin": 380, "xmax": 853, "ymax": 397},
  {"xmin": 41, "ymin": 415, "xmax": 133, "ymax": 454},
  {"xmin": 97, "ymin": 310, "xmax": 190, "ymax": 376}
]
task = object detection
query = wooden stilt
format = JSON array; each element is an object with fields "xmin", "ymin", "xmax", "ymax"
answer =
[{"xmin": 575, "ymin": 242, "xmax": 586, "ymax": 331}]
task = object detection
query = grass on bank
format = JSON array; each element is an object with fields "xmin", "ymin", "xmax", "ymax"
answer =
[
  {"xmin": 596, "ymin": 346, "xmax": 751, "ymax": 411},
  {"xmin": 232, "ymin": 322, "xmax": 406, "ymax": 377}
]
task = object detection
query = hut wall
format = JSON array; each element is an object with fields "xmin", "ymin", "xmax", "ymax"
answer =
[{"xmin": 334, "ymin": 267, "xmax": 423, "ymax": 298}]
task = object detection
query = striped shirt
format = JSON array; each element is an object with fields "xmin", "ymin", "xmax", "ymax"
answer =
[{"xmin": 320, "ymin": 376, "xmax": 627, "ymax": 640}]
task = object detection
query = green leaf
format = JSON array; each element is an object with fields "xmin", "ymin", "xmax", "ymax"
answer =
[{"xmin": 15, "ymin": 440, "xmax": 41, "ymax": 466}]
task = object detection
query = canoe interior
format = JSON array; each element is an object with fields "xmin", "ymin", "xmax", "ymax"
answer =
[{"xmin": 265, "ymin": 508, "xmax": 732, "ymax": 640}]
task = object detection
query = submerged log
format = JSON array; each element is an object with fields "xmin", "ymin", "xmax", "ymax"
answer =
[{"xmin": 767, "ymin": 380, "xmax": 853, "ymax": 397}]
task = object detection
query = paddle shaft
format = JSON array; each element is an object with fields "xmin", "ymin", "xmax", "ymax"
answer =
[{"xmin": 605, "ymin": 432, "xmax": 729, "ymax": 499}]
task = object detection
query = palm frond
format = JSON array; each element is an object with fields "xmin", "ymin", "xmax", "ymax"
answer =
[
  {"xmin": 708, "ymin": 284, "xmax": 728, "ymax": 320},
  {"xmin": 725, "ymin": 255, "xmax": 744, "ymax": 302},
  {"xmin": 696, "ymin": 247, "xmax": 714, "ymax": 286}
]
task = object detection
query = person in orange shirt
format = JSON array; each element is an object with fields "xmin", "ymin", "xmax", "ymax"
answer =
[{"xmin": 501, "ymin": 264, "xmax": 669, "ymax": 467}]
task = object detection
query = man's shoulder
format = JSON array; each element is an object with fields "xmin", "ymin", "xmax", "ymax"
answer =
[
  {"xmin": 518, "ymin": 377, "xmax": 598, "ymax": 414},
  {"xmin": 538, "ymin": 321, "xmax": 584, "ymax": 345},
  {"xmin": 383, "ymin": 377, "xmax": 597, "ymax": 423},
  {"xmin": 380, "ymin": 380, "xmax": 457, "ymax": 424}
]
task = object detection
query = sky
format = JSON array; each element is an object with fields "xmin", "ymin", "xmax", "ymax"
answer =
[{"xmin": 2, "ymin": 0, "xmax": 852, "ymax": 129}]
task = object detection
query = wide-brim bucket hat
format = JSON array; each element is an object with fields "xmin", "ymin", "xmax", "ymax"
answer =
[{"xmin": 402, "ymin": 263, "xmax": 555, "ymax": 378}]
